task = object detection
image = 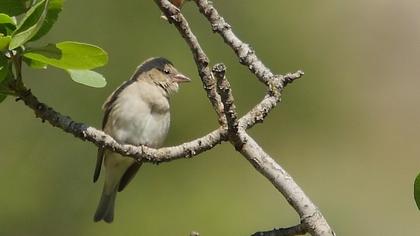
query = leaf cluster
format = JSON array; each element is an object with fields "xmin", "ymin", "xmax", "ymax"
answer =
[{"xmin": 0, "ymin": 0, "xmax": 108, "ymax": 103}]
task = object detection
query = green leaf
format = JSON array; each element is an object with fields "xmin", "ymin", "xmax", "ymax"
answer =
[
  {"xmin": 23, "ymin": 57, "xmax": 47, "ymax": 69},
  {"xmin": 30, "ymin": 0, "xmax": 63, "ymax": 42},
  {"xmin": 0, "ymin": 0, "xmax": 29, "ymax": 16},
  {"xmin": 0, "ymin": 14, "xmax": 17, "ymax": 35},
  {"xmin": 0, "ymin": 13, "xmax": 17, "ymax": 25},
  {"xmin": 24, "ymin": 41, "xmax": 108, "ymax": 69},
  {"xmin": 67, "ymin": 69, "xmax": 107, "ymax": 88},
  {"xmin": 0, "ymin": 36, "xmax": 11, "ymax": 51},
  {"xmin": 9, "ymin": 0, "xmax": 49, "ymax": 49},
  {"xmin": 415, "ymin": 173, "xmax": 420, "ymax": 210}
]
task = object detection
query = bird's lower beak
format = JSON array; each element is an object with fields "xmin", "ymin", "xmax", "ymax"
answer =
[{"xmin": 173, "ymin": 74, "xmax": 191, "ymax": 83}]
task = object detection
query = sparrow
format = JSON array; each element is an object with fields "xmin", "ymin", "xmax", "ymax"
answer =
[{"xmin": 93, "ymin": 57, "xmax": 190, "ymax": 223}]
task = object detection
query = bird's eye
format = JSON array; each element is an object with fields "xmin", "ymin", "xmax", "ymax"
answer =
[{"xmin": 163, "ymin": 69, "xmax": 170, "ymax": 74}]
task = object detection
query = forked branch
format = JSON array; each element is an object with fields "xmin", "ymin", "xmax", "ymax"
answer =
[
  {"xmin": 155, "ymin": 0, "xmax": 335, "ymax": 235},
  {"xmin": 8, "ymin": 0, "xmax": 333, "ymax": 235}
]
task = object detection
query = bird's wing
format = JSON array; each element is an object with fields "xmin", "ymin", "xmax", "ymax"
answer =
[
  {"xmin": 93, "ymin": 148, "xmax": 105, "ymax": 182},
  {"xmin": 118, "ymin": 162, "xmax": 143, "ymax": 192},
  {"xmin": 93, "ymin": 79, "xmax": 137, "ymax": 182}
]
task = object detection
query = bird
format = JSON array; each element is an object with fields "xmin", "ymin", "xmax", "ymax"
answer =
[{"xmin": 93, "ymin": 57, "xmax": 190, "ymax": 223}]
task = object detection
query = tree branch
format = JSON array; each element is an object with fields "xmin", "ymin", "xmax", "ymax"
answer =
[
  {"xmin": 154, "ymin": 0, "xmax": 226, "ymax": 125},
  {"xmin": 213, "ymin": 63, "xmax": 238, "ymax": 133},
  {"xmin": 239, "ymin": 71, "xmax": 303, "ymax": 130},
  {"xmin": 158, "ymin": 1, "xmax": 334, "ymax": 235},
  {"xmin": 193, "ymin": 0, "xmax": 280, "ymax": 87},
  {"xmin": 210, "ymin": 64, "xmax": 325, "ymax": 235},
  {"xmin": 14, "ymin": 86, "xmax": 227, "ymax": 163},
  {"xmin": 13, "ymin": 71, "xmax": 299, "ymax": 164},
  {"xmin": 12, "ymin": 62, "xmax": 300, "ymax": 165},
  {"xmin": 213, "ymin": 63, "xmax": 246, "ymax": 152},
  {"xmin": 236, "ymin": 131, "xmax": 335, "ymax": 236},
  {"xmin": 8, "ymin": 0, "xmax": 333, "ymax": 235}
]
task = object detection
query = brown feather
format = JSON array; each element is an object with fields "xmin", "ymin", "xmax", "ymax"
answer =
[
  {"xmin": 93, "ymin": 148, "xmax": 104, "ymax": 182},
  {"xmin": 118, "ymin": 162, "xmax": 143, "ymax": 192}
]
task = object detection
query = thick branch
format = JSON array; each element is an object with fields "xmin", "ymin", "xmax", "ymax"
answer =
[
  {"xmin": 235, "ymin": 130, "xmax": 335, "ymax": 236},
  {"xmin": 211, "ymin": 64, "xmax": 328, "ymax": 235}
]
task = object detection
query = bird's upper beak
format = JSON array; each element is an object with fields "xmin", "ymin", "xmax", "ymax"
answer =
[{"xmin": 172, "ymin": 73, "xmax": 191, "ymax": 83}]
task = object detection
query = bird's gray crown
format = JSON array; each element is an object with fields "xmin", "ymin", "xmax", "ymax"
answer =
[{"xmin": 134, "ymin": 57, "xmax": 173, "ymax": 78}]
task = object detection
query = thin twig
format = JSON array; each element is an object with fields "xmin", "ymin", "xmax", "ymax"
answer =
[
  {"xmin": 213, "ymin": 63, "xmax": 238, "ymax": 132},
  {"xmin": 193, "ymin": 0, "xmax": 279, "ymax": 87},
  {"xmin": 154, "ymin": 0, "xmax": 226, "ymax": 125},
  {"xmin": 213, "ymin": 63, "xmax": 244, "ymax": 150},
  {"xmin": 239, "ymin": 71, "xmax": 304, "ymax": 129}
]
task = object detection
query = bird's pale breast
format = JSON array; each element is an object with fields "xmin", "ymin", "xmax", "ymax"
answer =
[{"xmin": 105, "ymin": 81, "xmax": 170, "ymax": 148}]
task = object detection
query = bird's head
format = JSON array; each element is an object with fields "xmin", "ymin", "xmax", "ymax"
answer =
[{"xmin": 135, "ymin": 57, "xmax": 190, "ymax": 95}]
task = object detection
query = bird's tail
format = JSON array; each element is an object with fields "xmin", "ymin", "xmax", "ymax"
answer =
[{"xmin": 94, "ymin": 186, "xmax": 117, "ymax": 223}]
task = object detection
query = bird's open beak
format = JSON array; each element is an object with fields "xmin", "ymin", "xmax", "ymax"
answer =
[{"xmin": 173, "ymin": 74, "xmax": 191, "ymax": 83}]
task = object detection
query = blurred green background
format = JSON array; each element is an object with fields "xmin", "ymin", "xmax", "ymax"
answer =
[{"xmin": 1, "ymin": 0, "xmax": 420, "ymax": 235}]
